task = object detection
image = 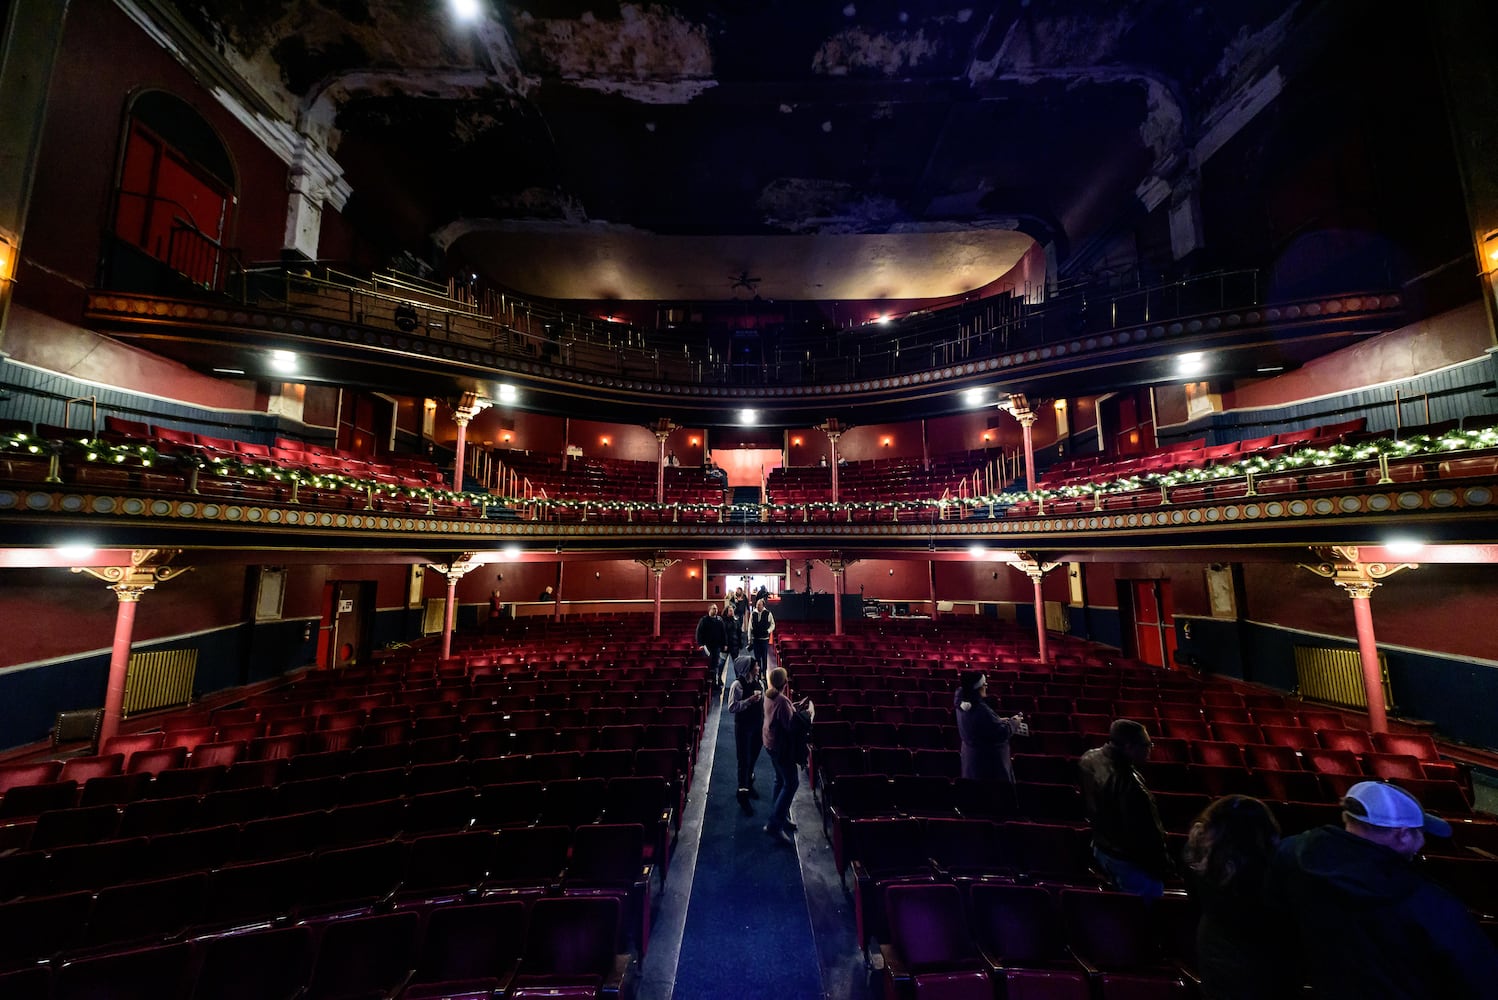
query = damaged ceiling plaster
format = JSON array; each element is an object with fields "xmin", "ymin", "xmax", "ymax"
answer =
[{"xmin": 158, "ymin": 0, "xmax": 1312, "ymax": 301}]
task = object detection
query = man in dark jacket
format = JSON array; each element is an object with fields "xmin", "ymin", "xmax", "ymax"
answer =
[
  {"xmin": 1078, "ymin": 718, "xmax": 1172, "ymax": 900},
  {"xmin": 1266, "ymin": 780, "xmax": 1498, "ymax": 999},
  {"xmin": 694, "ymin": 603, "xmax": 728, "ymax": 688}
]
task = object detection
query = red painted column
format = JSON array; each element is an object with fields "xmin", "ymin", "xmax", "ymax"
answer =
[
  {"xmin": 1349, "ymin": 590, "xmax": 1389, "ymax": 733},
  {"xmin": 929, "ymin": 560, "xmax": 939, "ymax": 620},
  {"xmin": 452, "ymin": 414, "xmax": 470, "ymax": 492},
  {"xmin": 832, "ymin": 569, "xmax": 844, "ymax": 636},
  {"xmin": 97, "ymin": 593, "xmax": 141, "ymax": 748},
  {"xmin": 653, "ymin": 569, "xmax": 664, "ymax": 637},
  {"xmin": 553, "ymin": 563, "xmax": 564, "ymax": 622},
  {"xmin": 442, "ymin": 575, "xmax": 459, "ymax": 660},
  {"xmin": 1032, "ymin": 574, "xmax": 1049, "ymax": 665},
  {"xmin": 1019, "ymin": 413, "xmax": 1037, "ymax": 492}
]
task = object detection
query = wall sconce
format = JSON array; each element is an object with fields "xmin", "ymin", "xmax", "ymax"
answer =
[
  {"xmin": 501, "ymin": 432, "xmax": 512, "ymax": 443},
  {"xmin": 423, "ymin": 398, "xmax": 437, "ymax": 412},
  {"xmin": 888, "ymin": 568, "xmax": 895, "ymax": 576},
  {"xmin": 791, "ymin": 437, "xmax": 803, "ymax": 447},
  {"xmin": 982, "ymin": 431, "xmax": 992, "ymax": 442},
  {"xmin": 881, "ymin": 436, "xmax": 893, "ymax": 447},
  {"xmin": 1485, "ymin": 230, "xmax": 1498, "ymax": 269},
  {"xmin": 689, "ymin": 436, "xmax": 699, "ymax": 446},
  {"xmin": 0, "ymin": 228, "xmax": 19, "ymax": 285},
  {"xmin": 1053, "ymin": 399, "xmax": 1067, "ymax": 411},
  {"xmin": 688, "ymin": 568, "xmax": 698, "ymax": 578},
  {"xmin": 600, "ymin": 436, "xmax": 611, "ymax": 447}
]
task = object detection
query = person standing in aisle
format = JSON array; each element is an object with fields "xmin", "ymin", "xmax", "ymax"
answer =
[
  {"xmin": 749, "ymin": 597, "xmax": 775, "ymax": 674},
  {"xmin": 727, "ymin": 652, "xmax": 764, "ymax": 814},
  {"xmin": 694, "ymin": 603, "xmax": 728, "ymax": 689}
]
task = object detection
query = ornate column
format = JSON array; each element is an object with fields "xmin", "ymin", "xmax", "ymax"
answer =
[
  {"xmin": 637, "ymin": 554, "xmax": 680, "ymax": 637},
  {"xmin": 429, "ymin": 553, "xmax": 480, "ymax": 661},
  {"xmin": 929, "ymin": 560, "xmax": 939, "ymax": 620},
  {"xmin": 1005, "ymin": 394, "xmax": 1039, "ymax": 492},
  {"xmin": 450, "ymin": 392, "xmax": 490, "ymax": 493},
  {"xmin": 652, "ymin": 419, "xmax": 678, "ymax": 504},
  {"xmin": 72, "ymin": 550, "xmax": 192, "ymax": 747},
  {"xmin": 1299, "ymin": 546, "xmax": 1418, "ymax": 733},
  {"xmin": 819, "ymin": 554, "xmax": 857, "ymax": 635},
  {"xmin": 816, "ymin": 419, "xmax": 845, "ymax": 502},
  {"xmin": 1006, "ymin": 552, "xmax": 1062, "ymax": 665}
]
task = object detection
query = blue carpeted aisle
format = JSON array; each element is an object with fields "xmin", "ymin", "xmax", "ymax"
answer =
[{"xmin": 669, "ymin": 688, "xmax": 824, "ymax": 999}]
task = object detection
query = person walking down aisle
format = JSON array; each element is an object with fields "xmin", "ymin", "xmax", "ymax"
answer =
[
  {"xmin": 762, "ymin": 666, "xmax": 812, "ymax": 846},
  {"xmin": 694, "ymin": 603, "xmax": 728, "ymax": 689},
  {"xmin": 727, "ymin": 653, "xmax": 764, "ymax": 814},
  {"xmin": 749, "ymin": 598, "xmax": 775, "ymax": 674},
  {"xmin": 1267, "ymin": 780, "xmax": 1498, "ymax": 999},
  {"xmin": 1183, "ymin": 795, "xmax": 1296, "ymax": 1000},
  {"xmin": 1078, "ymin": 719, "xmax": 1173, "ymax": 901},
  {"xmin": 723, "ymin": 588, "xmax": 746, "ymax": 661}
]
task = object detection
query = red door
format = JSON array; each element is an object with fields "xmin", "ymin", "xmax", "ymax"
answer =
[{"xmin": 1130, "ymin": 579, "xmax": 1178, "ymax": 669}]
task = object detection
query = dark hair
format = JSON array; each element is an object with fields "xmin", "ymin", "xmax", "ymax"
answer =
[
  {"xmin": 958, "ymin": 670, "xmax": 986, "ymax": 700},
  {"xmin": 1184, "ymin": 795, "xmax": 1281, "ymax": 890},
  {"xmin": 1108, "ymin": 718, "xmax": 1151, "ymax": 748}
]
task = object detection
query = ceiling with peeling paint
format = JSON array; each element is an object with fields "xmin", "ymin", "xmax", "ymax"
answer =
[{"xmin": 164, "ymin": 0, "xmax": 1314, "ymax": 301}]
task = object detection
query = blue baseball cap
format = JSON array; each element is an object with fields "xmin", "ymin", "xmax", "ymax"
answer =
[{"xmin": 1343, "ymin": 781, "xmax": 1452, "ymax": 837}]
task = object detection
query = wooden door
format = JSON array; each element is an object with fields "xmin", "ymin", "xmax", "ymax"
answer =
[{"xmin": 1130, "ymin": 579, "xmax": 1178, "ymax": 669}]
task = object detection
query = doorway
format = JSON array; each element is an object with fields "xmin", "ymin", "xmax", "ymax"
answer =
[
  {"xmin": 1120, "ymin": 578, "xmax": 1177, "ymax": 669},
  {"xmin": 320, "ymin": 580, "xmax": 376, "ymax": 669}
]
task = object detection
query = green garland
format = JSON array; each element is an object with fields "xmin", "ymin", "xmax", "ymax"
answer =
[{"xmin": 6, "ymin": 426, "xmax": 1496, "ymax": 517}]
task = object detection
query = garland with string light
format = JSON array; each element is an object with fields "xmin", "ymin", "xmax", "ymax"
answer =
[{"xmin": 5, "ymin": 426, "xmax": 1496, "ymax": 518}]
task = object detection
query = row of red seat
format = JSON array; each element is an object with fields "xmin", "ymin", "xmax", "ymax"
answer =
[{"xmin": 0, "ymin": 861, "xmax": 633, "ymax": 999}]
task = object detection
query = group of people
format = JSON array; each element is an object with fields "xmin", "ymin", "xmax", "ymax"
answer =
[
  {"xmin": 695, "ymin": 591, "xmax": 775, "ymax": 690},
  {"xmin": 724, "ymin": 654, "xmax": 812, "ymax": 844},
  {"xmin": 954, "ymin": 672, "xmax": 1498, "ymax": 998}
]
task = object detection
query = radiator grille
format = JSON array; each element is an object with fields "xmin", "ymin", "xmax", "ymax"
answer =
[
  {"xmin": 1294, "ymin": 645, "xmax": 1392, "ymax": 711},
  {"xmin": 124, "ymin": 648, "xmax": 198, "ymax": 715}
]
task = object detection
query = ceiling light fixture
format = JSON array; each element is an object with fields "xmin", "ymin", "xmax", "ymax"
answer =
[
  {"xmin": 737, "ymin": 543, "xmax": 754, "ymax": 558},
  {"xmin": 739, "ymin": 409, "xmax": 758, "ymax": 425},
  {"xmin": 212, "ymin": 367, "xmax": 246, "ymax": 376},
  {"xmin": 450, "ymin": 0, "xmax": 481, "ymax": 21},
  {"xmin": 1384, "ymin": 538, "xmax": 1425, "ymax": 557},
  {"xmin": 968, "ymin": 544, "xmax": 987, "ymax": 557},
  {"xmin": 497, "ymin": 383, "xmax": 517, "ymax": 404},
  {"xmin": 1176, "ymin": 352, "xmax": 1205, "ymax": 376},
  {"xmin": 56, "ymin": 543, "xmax": 96, "ymax": 560},
  {"xmin": 269, "ymin": 350, "xmax": 297, "ymax": 373},
  {"xmin": 963, "ymin": 388, "xmax": 988, "ymax": 408},
  {"xmin": 501, "ymin": 546, "xmax": 520, "ymax": 560}
]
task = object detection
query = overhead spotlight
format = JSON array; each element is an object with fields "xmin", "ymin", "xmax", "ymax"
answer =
[
  {"xmin": 877, "ymin": 315, "xmax": 892, "ymax": 325},
  {"xmin": 967, "ymin": 544, "xmax": 987, "ymax": 557},
  {"xmin": 450, "ymin": 0, "xmax": 482, "ymax": 21},
  {"xmin": 737, "ymin": 543, "xmax": 754, "ymax": 558},
  {"xmin": 739, "ymin": 409, "xmax": 758, "ymax": 425},
  {"xmin": 270, "ymin": 350, "xmax": 297, "ymax": 373},
  {"xmin": 963, "ymin": 388, "xmax": 988, "ymax": 408},
  {"xmin": 1384, "ymin": 538, "xmax": 1424, "ymax": 557},
  {"xmin": 1176, "ymin": 352, "xmax": 1205, "ymax": 376},
  {"xmin": 501, "ymin": 545, "xmax": 520, "ymax": 560},
  {"xmin": 497, "ymin": 383, "xmax": 517, "ymax": 404},
  {"xmin": 56, "ymin": 543, "xmax": 96, "ymax": 560}
]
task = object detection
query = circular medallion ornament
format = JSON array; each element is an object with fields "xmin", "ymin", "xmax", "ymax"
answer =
[
  {"xmin": 320, "ymin": 513, "xmax": 333, "ymax": 526},
  {"xmin": 1339, "ymin": 497, "xmax": 1362, "ymax": 513},
  {"xmin": 226, "ymin": 507, "xmax": 243, "ymax": 521},
  {"xmin": 1244, "ymin": 505, "xmax": 1260, "ymax": 518},
  {"xmin": 150, "ymin": 500, "xmax": 171, "ymax": 516},
  {"xmin": 1467, "ymin": 487, "xmax": 1492, "ymax": 505},
  {"xmin": 285, "ymin": 511, "xmax": 299, "ymax": 524},
  {"xmin": 0, "ymin": 490, "xmax": 18, "ymax": 509},
  {"xmin": 27, "ymin": 493, "xmax": 53, "ymax": 511},
  {"xmin": 122, "ymin": 498, "xmax": 146, "ymax": 515},
  {"xmin": 1366, "ymin": 495, "xmax": 1391, "ymax": 511},
  {"xmin": 90, "ymin": 496, "xmax": 115, "ymax": 513},
  {"xmin": 1289, "ymin": 500, "xmax": 1308, "ymax": 516},
  {"xmin": 1205, "ymin": 508, "xmax": 1220, "ymax": 521},
  {"xmin": 1397, "ymin": 492, "xmax": 1423, "ymax": 510},
  {"xmin": 1431, "ymin": 490, "xmax": 1456, "ymax": 507},
  {"xmin": 1266, "ymin": 502, "xmax": 1283, "ymax": 516},
  {"xmin": 178, "ymin": 503, "xmax": 196, "ymax": 517},
  {"xmin": 61, "ymin": 495, "xmax": 85, "ymax": 512},
  {"xmin": 247, "ymin": 508, "xmax": 263, "ymax": 522}
]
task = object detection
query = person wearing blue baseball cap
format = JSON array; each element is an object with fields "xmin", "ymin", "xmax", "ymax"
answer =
[{"xmin": 1266, "ymin": 780, "xmax": 1498, "ymax": 998}]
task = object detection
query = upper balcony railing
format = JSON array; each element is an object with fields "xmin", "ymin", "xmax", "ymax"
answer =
[{"xmin": 217, "ymin": 263, "xmax": 1288, "ymax": 390}]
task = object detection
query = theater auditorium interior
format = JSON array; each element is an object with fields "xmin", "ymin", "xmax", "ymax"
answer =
[{"xmin": 1, "ymin": 0, "xmax": 1497, "ymax": 996}]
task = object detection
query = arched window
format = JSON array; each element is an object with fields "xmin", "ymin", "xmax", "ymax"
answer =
[{"xmin": 113, "ymin": 91, "xmax": 236, "ymax": 290}]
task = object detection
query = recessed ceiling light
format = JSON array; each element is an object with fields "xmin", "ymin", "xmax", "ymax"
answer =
[
  {"xmin": 739, "ymin": 409, "xmax": 758, "ymax": 425},
  {"xmin": 963, "ymin": 388, "xmax": 988, "ymax": 407},
  {"xmin": 451, "ymin": 0, "xmax": 481, "ymax": 21},
  {"xmin": 270, "ymin": 350, "xmax": 297, "ymax": 373},
  {"xmin": 737, "ymin": 543, "xmax": 754, "ymax": 558},
  {"xmin": 497, "ymin": 383, "xmax": 517, "ymax": 404},
  {"xmin": 501, "ymin": 546, "xmax": 520, "ymax": 560},
  {"xmin": 1177, "ymin": 352, "xmax": 1205, "ymax": 376},
  {"xmin": 968, "ymin": 544, "xmax": 987, "ymax": 557}
]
